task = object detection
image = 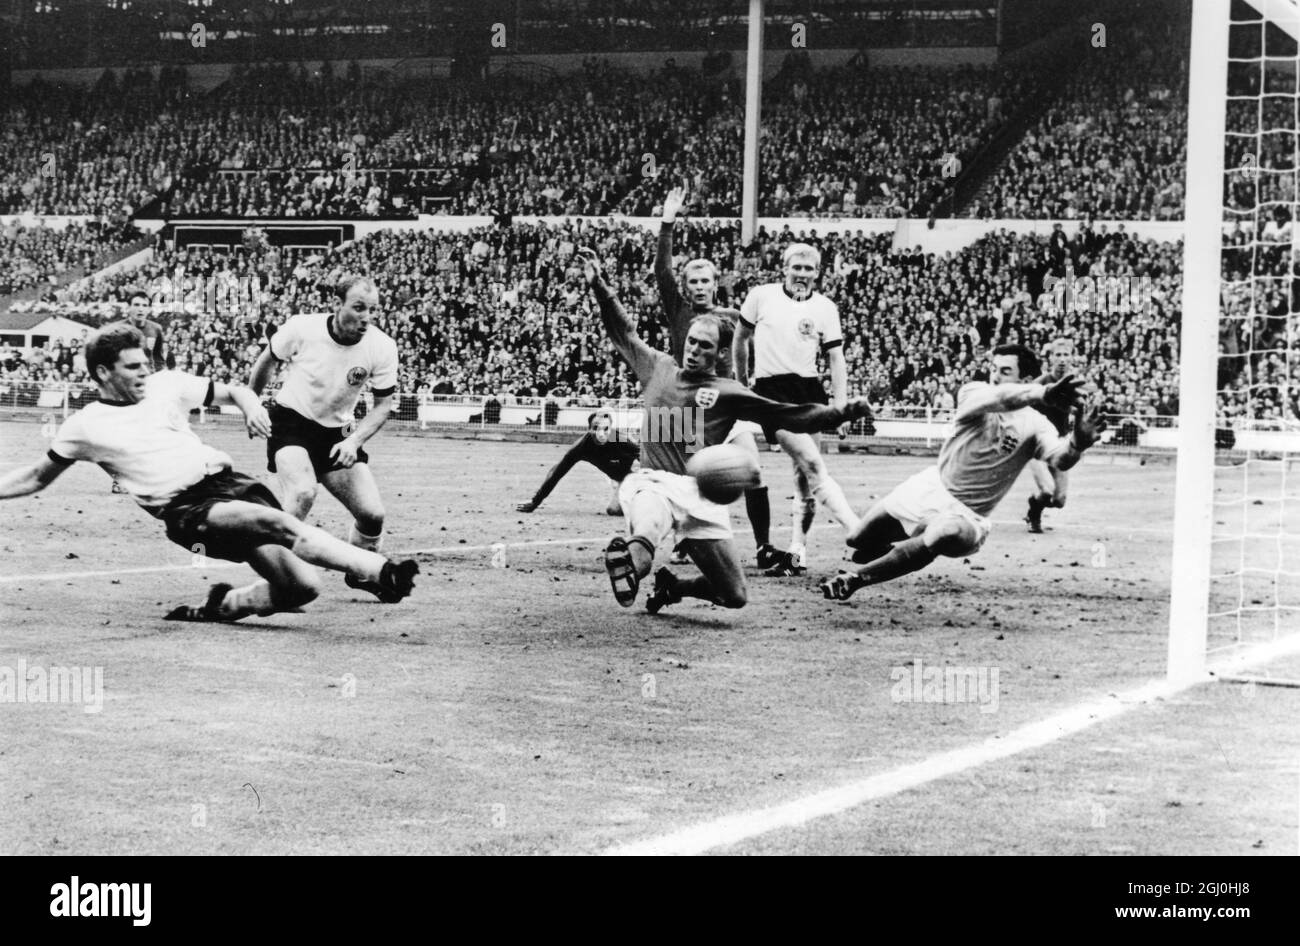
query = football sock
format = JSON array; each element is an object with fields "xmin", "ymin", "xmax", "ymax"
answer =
[
  {"xmin": 219, "ymin": 581, "xmax": 276, "ymax": 619},
  {"xmin": 814, "ymin": 479, "xmax": 859, "ymax": 533},
  {"xmin": 291, "ymin": 524, "xmax": 384, "ymax": 581},
  {"xmin": 792, "ymin": 496, "xmax": 816, "ymax": 548},
  {"xmin": 628, "ymin": 534, "xmax": 657, "ymax": 579},
  {"xmin": 675, "ymin": 575, "xmax": 718, "ymax": 602},
  {"xmin": 744, "ymin": 485, "xmax": 771, "ymax": 548},
  {"xmin": 349, "ymin": 523, "xmax": 384, "ymax": 552},
  {"xmin": 852, "ymin": 536, "xmax": 936, "ymax": 587}
]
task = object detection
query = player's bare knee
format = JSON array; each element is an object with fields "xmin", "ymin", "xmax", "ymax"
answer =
[
  {"xmin": 285, "ymin": 486, "xmax": 317, "ymax": 518},
  {"xmin": 275, "ymin": 571, "xmax": 321, "ymax": 609},
  {"xmin": 263, "ymin": 509, "xmax": 307, "ymax": 546},
  {"xmin": 355, "ymin": 508, "xmax": 385, "ymax": 535},
  {"xmin": 924, "ymin": 518, "xmax": 976, "ymax": 557},
  {"xmin": 715, "ymin": 584, "xmax": 747, "ymax": 609}
]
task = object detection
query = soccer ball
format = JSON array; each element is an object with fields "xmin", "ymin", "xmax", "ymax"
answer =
[{"xmin": 686, "ymin": 444, "xmax": 761, "ymax": 505}]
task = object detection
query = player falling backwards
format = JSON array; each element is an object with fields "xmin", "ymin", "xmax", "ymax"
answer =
[
  {"xmin": 819, "ymin": 344, "xmax": 1103, "ymax": 600},
  {"xmin": 655, "ymin": 186, "xmax": 780, "ymax": 570},
  {"xmin": 576, "ymin": 247, "xmax": 873, "ymax": 613},
  {"xmin": 248, "ymin": 275, "xmax": 402, "ymax": 601},
  {"xmin": 0, "ymin": 323, "xmax": 419, "ymax": 621},
  {"xmin": 516, "ymin": 411, "xmax": 640, "ymax": 515},
  {"xmin": 1024, "ymin": 337, "xmax": 1076, "ymax": 533},
  {"xmin": 733, "ymin": 242, "xmax": 862, "ymax": 576}
]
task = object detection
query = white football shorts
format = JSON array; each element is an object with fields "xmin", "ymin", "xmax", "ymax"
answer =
[
  {"xmin": 618, "ymin": 468, "xmax": 733, "ymax": 544},
  {"xmin": 881, "ymin": 465, "xmax": 992, "ymax": 550}
]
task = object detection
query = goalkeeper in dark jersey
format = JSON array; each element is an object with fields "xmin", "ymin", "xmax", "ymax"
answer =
[
  {"xmin": 656, "ymin": 186, "xmax": 779, "ymax": 570},
  {"xmin": 576, "ymin": 248, "xmax": 873, "ymax": 614},
  {"xmin": 516, "ymin": 412, "xmax": 640, "ymax": 515}
]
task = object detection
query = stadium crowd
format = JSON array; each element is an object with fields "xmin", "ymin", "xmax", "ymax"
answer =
[
  {"xmin": 3, "ymin": 50, "xmax": 1151, "ymax": 225},
  {"xmin": 969, "ymin": 19, "xmax": 1189, "ymax": 221},
  {"xmin": 0, "ymin": 221, "xmax": 141, "ymax": 296},
  {"xmin": 10, "ymin": 217, "xmax": 1289, "ymax": 429}
]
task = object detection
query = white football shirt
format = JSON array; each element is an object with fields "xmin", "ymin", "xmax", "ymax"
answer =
[
  {"xmin": 739, "ymin": 283, "xmax": 843, "ymax": 379},
  {"xmin": 938, "ymin": 382, "xmax": 1065, "ymax": 516},
  {"xmin": 48, "ymin": 371, "xmax": 232, "ymax": 513},
  {"xmin": 271, "ymin": 313, "xmax": 399, "ymax": 427}
]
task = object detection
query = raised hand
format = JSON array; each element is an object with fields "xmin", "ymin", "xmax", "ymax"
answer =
[
  {"xmin": 1071, "ymin": 400, "xmax": 1107, "ymax": 450},
  {"xmin": 663, "ymin": 186, "xmax": 688, "ymax": 223},
  {"xmin": 575, "ymin": 247, "xmax": 603, "ymax": 287},
  {"xmin": 1043, "ymin": 374, "xmax": 1086, "ymax": 412}
]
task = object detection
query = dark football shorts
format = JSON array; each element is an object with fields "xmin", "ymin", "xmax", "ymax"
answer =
[
  {"xmin": 753, "ymin": 373, "xmax": 830, "ymax": 443},
  {"xmin": 160, "ymin": 469, "xmax": 282, "ymax": 563},
  {"xmin": 267, "ymin": 403, "xmax": 368, "ymax": 479}
]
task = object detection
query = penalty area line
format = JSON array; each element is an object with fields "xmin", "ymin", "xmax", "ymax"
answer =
[
  {"xmin": 0, "ymin": 535, "xmax": 609, "ymax": 583},
  {"xmin": 603, "ymin": 634, "xmax": 1300, "ymax": 856}
]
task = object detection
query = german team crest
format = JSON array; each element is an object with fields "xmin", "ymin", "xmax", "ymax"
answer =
[
  {"xmin": 797, "ymin": 317, "xmax": 816, "ymax": 338},
  {"xmin": 346, "ymin": 366, "xmax": 369, "ymax": 386},
  {"xmin": 695, "ymin": 387, "xmax": 719, "ymax": 409}
]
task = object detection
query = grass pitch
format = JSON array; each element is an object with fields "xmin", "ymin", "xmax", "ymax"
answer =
[{"xmin": 1, "ymin": 419, "xmax": 1296, "ymax": 855}]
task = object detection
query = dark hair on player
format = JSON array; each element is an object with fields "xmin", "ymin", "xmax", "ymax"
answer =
[
  {"xmin": 335, "ymin": 274, "xmax": 377, "ymax": 301},
  {"xmin": 85, "ymin": 323, "xmax": 145, "ymax": 383},
  {"xmin": 992, "ymin": 343, "xmax": 1041, "ymax": 380},
  {"xmin": 123, "ymin": 286, "xmax": 150, "ymax": 305},
  {"xmin": 587, "ymin": 411, "xmax": 612, "ymax": 428},
  {"xmin": 688, "ymin": 313, "xmax": 734, "ymax": 357}
]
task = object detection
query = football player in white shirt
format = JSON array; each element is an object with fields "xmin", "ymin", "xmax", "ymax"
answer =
[
  {"xmin": 733, "ymin": 243, "xmax": 862, "ymax": 576},
  {"xmin": 819, "ymin": 345, "xmax": 1104, "ymax": 601},
  {"xmin": 0, "ymin": 323, "xmax": 419, "ymax": 621},
  {"xmin": 248, "ymin": 275, "xmax": 401, "ymax": 601}
]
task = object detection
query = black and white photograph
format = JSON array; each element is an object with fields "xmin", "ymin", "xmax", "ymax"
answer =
[{"xmin": 0, "ymin": 0, "xmax": 1296, "ymax": 874}]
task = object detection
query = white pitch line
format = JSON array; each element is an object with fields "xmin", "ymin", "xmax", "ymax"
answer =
[
  {"xmin": 0, "ymin": 518, "xmax": 1181, "ymax": 584},
  {"xmin": 603, "ymin": 633, "xmax": 1300, "ymax": 856},
  {"xmin": 0, "ymin": 535, "xmax": 608, "ymax": 583}
]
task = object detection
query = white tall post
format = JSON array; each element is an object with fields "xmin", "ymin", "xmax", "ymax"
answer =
[
  {"xmin": 741, "ymin": 0, "xmax": 764, "ymax": 243},
  {"xmin": 1167, "ymin": 0, "xmax": 1230, "ymax": 683}
]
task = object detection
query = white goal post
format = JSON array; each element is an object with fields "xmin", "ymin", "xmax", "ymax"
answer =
[{"xmin": 1170, "ymin": 0, "xmax": 1300, "ymax": 683}]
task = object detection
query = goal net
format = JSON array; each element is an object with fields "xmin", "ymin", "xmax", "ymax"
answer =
[{"xmin": 1170, "ymin": 0, "xmax": 1300, "ymax": 683}]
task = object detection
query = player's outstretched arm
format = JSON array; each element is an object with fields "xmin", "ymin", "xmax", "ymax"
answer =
[
  {"xmin": 578, "ymin": 248, "xmax": 657, "ymax": 380},
  {"xmin": 518, "ymin": 436, "xmax": 587, "ymax": 512},
  {"xmin": 1043, "ymin": 402, "xmax": 1107, "ymax": 472},
  {"xmin": 0, "ymin": 455, "xmax": 71, "ymax": 499},
  {"xmin": 655, "ymin": 188, "xmax": 685, "ymax": 318},
  {"xmin": 955, "ymin": 375, "xmax": 1086, "ymax": 424},
  {"xmin": 212, "ymin": 381, "xmax": 271, "ymax": 439},
  {"xmin": 727, "ymin": 384, "xmax": 872, "ymax": 434}
]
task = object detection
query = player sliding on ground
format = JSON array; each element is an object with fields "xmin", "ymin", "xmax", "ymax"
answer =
[
  {"xmin": 733, "ymin": 243, "xmax": 862, "ymax": 577},
  {"xmin": 656, "ymin": 186, "xmax": 779, "ymax": 569},
  {"xmin": 576, "ymin": 247, "xmax": 873, "ymax": 613},
  {"xmin": 248, "ymin": 275, "xmax": 402, "ymax": 601},
  {"xmin": 516, "ymin": 411, "xmax": 640, "ymax": 515},
  {"xmin": 820, "ymin": 344, "xmax": 1104, "ymax": 601},
  {"xmin": 0, "ymin": 324, "xmax": 419, "ymax": 621}
]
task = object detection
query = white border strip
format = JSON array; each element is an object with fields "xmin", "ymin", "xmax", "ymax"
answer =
[{"xmin": 604, "ymin": 634, "xmax": 1300, "ymax": 856}]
